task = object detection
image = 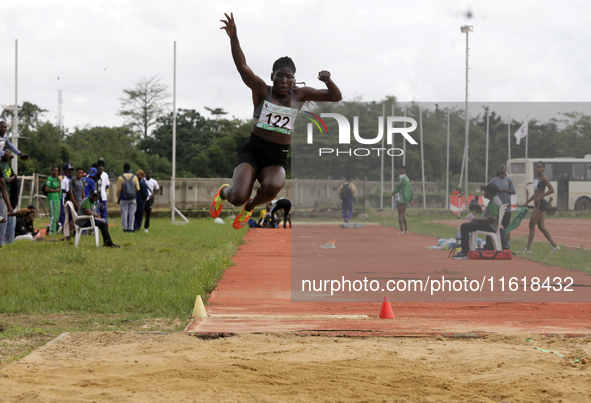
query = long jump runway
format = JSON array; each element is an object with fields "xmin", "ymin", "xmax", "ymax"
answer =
[{"xmin": 186, "ymin": 224, "xmax": 591, "ymax": 337}]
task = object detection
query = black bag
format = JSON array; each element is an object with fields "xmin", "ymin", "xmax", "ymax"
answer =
[
  {"xmin": 340, "ymin": 183, "xmax": 352, "ymax": 200},
  {"xmin": 42, "ymin": 180, "xmax": 49, "ymax": 196}
]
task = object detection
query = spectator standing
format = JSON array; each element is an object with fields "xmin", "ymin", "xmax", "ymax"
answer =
[
  {"xmin": 77, "ymin": 190, "xmax": 120, "ymax": 248},
  {"xmin": 489, "ymin": 164, "xmax": 515, "ymax": 247},
  {"xmin": 337, "ymin": 176, "xmax": 356, "ymax": 223},
  {"xmin": 391, "ymin": 166, "xmax": 415, "ymax": 235},
  {"xmin": 84, "ymin": 167, "xmax": 97, "ymax": 197},
  {"xmin": 58, "ymin": 163, "xmax": 73, "ymax": 232},
  {"xmin": 1, "ymin": 148, "xmax": 17, "ymax": 245},
  {"xmin": 96, "ymin": 162, "xmax": 110, "ymax": 222},
  {"xmin": 134, "ymin": 170, "xmax": 150, "ymax": 232},
  {"xmin": 70, "ymin": 168, "xmax": 85, "ymax": 210},
  {"xmin": 143, "ymin": 170, "xmax": 159, "ymax": 233},
  {"xmin": 117, "ymin": 162, "xmax": 140, "ymax": 232},
  {"xmin": 44, "ymin": 166, "xmax": 61, "ymax": 235},
  {"xmin": 0, "ymin": 162, "xmax": 14, "ymax": 243}
]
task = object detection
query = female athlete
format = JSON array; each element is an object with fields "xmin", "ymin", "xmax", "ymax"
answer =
[
  {"xmin": 521, "ymin": 161, "xmax": 560, "ymax": 253},
  {"xmin": 211, "ymin": 12, "xmax": 342, "ymax": 229}
]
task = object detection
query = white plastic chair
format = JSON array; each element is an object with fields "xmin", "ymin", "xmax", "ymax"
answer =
[
  {"xmin": 470, "ymin": 203, "xmax": 508, "ymax": 251},
  {"xmin": 65, "ymin": 201, "xmax": 99, "ymax": 247}
]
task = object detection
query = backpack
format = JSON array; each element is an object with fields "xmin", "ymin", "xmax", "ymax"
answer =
[
  {"xmin": 42, "ymin": 180, "xmax": 49, "ymax": 196},
  {"xmin": 340, "ymin": 183, "xmax": 352, "ymax": 200},
  {"xmin": 121, "ymin": 174, "xmax": 136, "ymax": 199}
]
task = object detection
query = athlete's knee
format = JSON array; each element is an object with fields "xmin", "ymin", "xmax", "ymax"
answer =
[
  {"xmin": 259, "ymin": 183, "xmax": 283, "ymax": 200},
  {"xmin": 226, "ymin": 189, "xmax": 251, "ymax": 206}
]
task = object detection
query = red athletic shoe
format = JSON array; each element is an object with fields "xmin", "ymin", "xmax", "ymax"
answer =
[
  {"xmin": 233, "ymin": 200, "xmax": 253, "ymax": 229},
  {"xmin": 210, "ymin": 184, "xmax": 229, "ymax": 218}
]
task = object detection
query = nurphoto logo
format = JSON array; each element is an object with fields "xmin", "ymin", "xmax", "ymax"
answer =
[{"xmin": 304, "ymin": 112, "xmax": 418, "ymax": 157}]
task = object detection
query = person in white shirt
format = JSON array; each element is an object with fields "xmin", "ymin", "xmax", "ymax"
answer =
[
  {"xmin": 59, "ymin": 164, "xmax": 74, "ymax": 233},
  {"xmin": 96, "ymin": 161, "xmax": 110, "ymax": 222},
  {"xmin": 143, "ymin": 170, "xmax": 159, "ymax": 233}
]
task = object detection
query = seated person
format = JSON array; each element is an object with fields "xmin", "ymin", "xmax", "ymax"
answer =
[
  {"xmin": 453, "ymin": 183, "xmax": 502, "ymax": 259},
  {"xmin": 10, "ymin": 206, "xmax": 39, "ymax": 241},
  {"xmin": 77, "ymin": 190, "xmax": 120, "ymax": 248}
]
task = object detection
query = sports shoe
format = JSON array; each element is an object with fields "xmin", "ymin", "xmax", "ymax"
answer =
[
  {"xmin": 320, "ymin": 239, "xmax": 336, "ymax": 249},
  {"xmin": 550, "ymin": 246, "xmax": 561, "ymax": 254},
  {"xmin": 104, "ymin": 242, "xmax": 121, "ymax": 248},
  {"xmin": 233, "ymin": 200, "xmax": 253, "ymax": 229},
  {"xmin": 452, "ymin": 251, "xmax": 469, "ymax": 259},
  {"xmin": 210, "ymin": 184, "xmax": 230, "ymax": 218},
  {"xmin": 398, "ymin": 232, "xmax": 404, "ymax": 235},
  {"xmin": 144, "ymin": 229, "xmax": 149, "ymax": 233},
  {"xmin": 518, "ymin": 248, "xmax": 531, "ymax": 254}
]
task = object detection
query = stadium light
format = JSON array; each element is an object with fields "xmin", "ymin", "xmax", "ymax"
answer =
[{"xmin": 458, "ymin": 25, "xmax": 473, "ymax": 214}]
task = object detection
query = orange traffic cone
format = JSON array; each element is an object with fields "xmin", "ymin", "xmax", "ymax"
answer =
[{"xmin": 379, "ymin": 296, "xmax": 395, "ymax": 319}]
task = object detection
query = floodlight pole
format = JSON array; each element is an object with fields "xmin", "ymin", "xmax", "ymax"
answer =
[
  {"xmin": 507, "ymin": 114, "xmax": 511, "ymax": 175},
  {"xmin": 419, "ymin": 106, "xmax": 426, "ymax": 209},
  {"xmin": 171, "ymin": 41, "xmax": 177, "ymax": 223},
  {"xmin": 485, "ymin": 106, "xmax": 489, "ymax": 183},
  {"xmin": 391, "ymin": 104, "xmax": 395, "ymax": 210},
  {"xmin": 380, "ymin": 103, "xmax": 385, "ymax": 209},
  {"xmin": 461, "ymin": 25, "xmax": 473, "ymax": 212},
  {"xmin": 446, "ymin": 109, "xmax": 450, "ymax": 210}
]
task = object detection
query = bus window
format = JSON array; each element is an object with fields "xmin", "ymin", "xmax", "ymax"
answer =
[
  {"xmin": 511, "ymin": 163, "xmax": 525, "ymax": 174},
  {"xmin": 586, "ymin": 163, "xmax": 591, "ymax": 180},
  {"xmin": 573, "ymin": 163, "xmax": 585, "ymax": 181},
  {"xmin": 544, "ymin": 163, "xmax": 554, "ymax": 180}
]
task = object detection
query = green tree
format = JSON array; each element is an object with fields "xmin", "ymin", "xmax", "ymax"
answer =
[{"xmin": 117, "ymin": 76, "xmax": 170, "ymax": 138}]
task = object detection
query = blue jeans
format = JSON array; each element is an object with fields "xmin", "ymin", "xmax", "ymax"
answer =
[
  {"xmin": 0, "ymin": 198, "xmax": 7, "ymax": 244},
  {"xmin": 100, "ymin": 200, "xmax": 108, "ymax": 222},
  {"xmin": 3, "ymin": 216, "xmax": 15, "ymax": 245},
  {"xmin": 342, "ymin": 197, "xmax": 353, "ymax": 220}
]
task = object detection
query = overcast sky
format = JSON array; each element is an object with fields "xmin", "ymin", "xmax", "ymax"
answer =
[{"xmin": 1, "ymin": 0, "xmax": 591, "ymax": 131}]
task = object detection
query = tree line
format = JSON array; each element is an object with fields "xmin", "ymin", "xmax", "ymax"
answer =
[{"xmin": 2, "ymin": 79, "xmax": 590, "ymax": 182}]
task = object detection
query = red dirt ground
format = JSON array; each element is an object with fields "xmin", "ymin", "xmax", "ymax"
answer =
[{"xmin": 186, "ymin": 224, "xmax": 591, "ymax": 337}]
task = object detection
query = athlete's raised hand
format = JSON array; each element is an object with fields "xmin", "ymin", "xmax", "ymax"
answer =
[
  {"xmin": 220, "ymin": 12, "xmax": 236, "ymax": 38},
  {"xmin": 317, "ymin": 70, "xmax": 331, "ymax": 83}
]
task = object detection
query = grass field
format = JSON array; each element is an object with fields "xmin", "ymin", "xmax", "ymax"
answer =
[
  {"xmin": 375, "ymin": 212, "xmax": 591, "ymax": 275},
  {"xmin": 0, "ymin": 217, "xmax": 245, "ymax": 366}
]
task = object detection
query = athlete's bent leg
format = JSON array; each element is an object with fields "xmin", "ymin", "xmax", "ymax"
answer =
[
  {"xmin": 245, "ymin": 166, "xmax": 285, "ymax": 212},
  {"xmin": 222, "ymin": 163, "xmax": 257, "ymax": 207}
]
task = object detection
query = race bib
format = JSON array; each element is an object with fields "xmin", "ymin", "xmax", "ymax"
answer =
[
  {"xmin": 256, "ymin": 100, "xmax": 298, "ymax": 135},
  {"xmin": 533, "ymin": 179, "xmax": 539, "ymax": 190}
]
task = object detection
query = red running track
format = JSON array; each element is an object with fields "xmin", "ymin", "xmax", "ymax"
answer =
[{"xmin": 186, "ymin": 224, "xmax": 591, "ymax": 337}]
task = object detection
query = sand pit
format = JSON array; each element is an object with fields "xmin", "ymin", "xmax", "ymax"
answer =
[{"xmin": 1, "ymin": 332, "xmax": 590, "ymax": 402}]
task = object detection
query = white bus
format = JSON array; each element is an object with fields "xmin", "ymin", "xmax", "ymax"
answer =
[{"xmin": 507, "ymin": 155, "xmax": 591, "ymax": 211}]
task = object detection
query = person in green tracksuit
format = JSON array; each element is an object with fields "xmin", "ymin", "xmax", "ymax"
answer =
[
  {"xmin": 392, "ymin": 166, "xmax": 414, "ymax": 235},
  {"xmin": 44, "ymin": 166, "xmax": 62, "ymax": 235}
]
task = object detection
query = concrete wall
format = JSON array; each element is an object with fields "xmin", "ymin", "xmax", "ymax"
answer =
[{"xmin": 107, "ymin": 178, "xmax": 486, "ymax": 210}]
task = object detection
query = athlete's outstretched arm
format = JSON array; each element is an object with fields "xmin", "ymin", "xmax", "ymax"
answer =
[
  {"xmin": 296, "ymin": 70, "xmax": 342, "ymax": 102},
  {"xmin": 220, "ymin": 13, "xmax": 266, "ymax": 96}
]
